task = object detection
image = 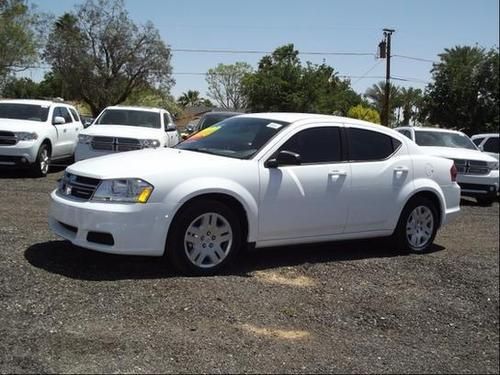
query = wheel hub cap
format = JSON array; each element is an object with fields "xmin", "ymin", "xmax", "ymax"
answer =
[
  {"xmin": 406, "ymin": 206, "xmax": 434, "ymax": 249},
  {"xmin": 184, "ymin": 212, "xmax": 233, "ymax": 268}
]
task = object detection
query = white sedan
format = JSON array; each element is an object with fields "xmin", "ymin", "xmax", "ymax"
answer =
[{"xmin": 49, "ymin": 113, "xmax": 461, "ymax": 275}]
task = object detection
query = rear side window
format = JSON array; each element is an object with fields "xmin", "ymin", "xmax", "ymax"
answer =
[
  {"xmin": 472, "ymin": 137, "xmax": 485, "ymax": 146},
  {"xmin": 279, "ymin": 127, "xmax": 342, "ymax": 164},
  {"xmin": 483, "ymin": 137, "xmax": 499, "ymax": 153},
  {"xmin": 68, "ymin": 108, "xmax": 81, "ymax": 122},
  {"xmin": 398, "ymin": 129, "xmax": 412, "ymax": 140},
  {"xmin": 348, "ymin": 128, "xmax": 400, "ymax": 161}
]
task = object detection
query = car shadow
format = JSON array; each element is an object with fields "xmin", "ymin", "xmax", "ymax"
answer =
[
  {"xmin": 24, "ymin": 239, "xmax": 446, "ymax": 281},
  {"xmin": 0, "ymin": 165, "xmax": 66, "ymax": 179},
  {"xmin": 460, "ymin": 197, "xmax": 499, "ymax": 207}
]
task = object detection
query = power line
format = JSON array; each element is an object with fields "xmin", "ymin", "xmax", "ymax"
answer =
[
  {"xmin": 170, "ymin": 48, "xmax": 376, "ymax": 57},
  {"xmin": 392, "ymin": 54, "xmax": 436, "ymax": 63},
  {"xmin": 351, "ymin": 61, "xmax": 383, "ymax": 85}
]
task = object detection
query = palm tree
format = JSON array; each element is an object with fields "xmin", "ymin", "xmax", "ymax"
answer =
[
  {"xmin": 177, "ymin": 90, "xmax": 203, "ymax": 107},
  {"xmin": 365, "ymin": 81, "xmax": 401, "ymax": 126},
  {"xmin": 398, "ymin": 87, "xmax": 423, "ymax": 125}
]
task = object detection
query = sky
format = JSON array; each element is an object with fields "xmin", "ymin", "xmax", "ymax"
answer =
[{"xmin": 29, "ymin": 0, "xmax": 499, "ymax": 99}]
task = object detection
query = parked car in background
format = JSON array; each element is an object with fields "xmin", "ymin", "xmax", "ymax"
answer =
[
  {"xmin": 0, "ymin": 99, "xmax": 83, "ymax": 177},
  {"xmin": 396, "ymin": 126, "xmax": 499, "ymax": 205},
  {"xmin": 181, "ymin": 111, "xmax": 241, "ymax": 139},
  {"xmin": 49, "ymin": 113, "xmax": 460, "ymax": 275},
  {"xmin": 471, "ymin": 133, "xmax": 499, "ymax": 160},
  {"xmin": 75, "ymin": 106, "xmax": 180, "ymax": 161},
  {"xmin": 80, "ymin": 115, "xmax": 95, "ymax": 128}
]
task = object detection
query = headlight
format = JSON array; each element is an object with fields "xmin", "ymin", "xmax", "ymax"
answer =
[
  {"xmin": 488, "ymin": 161, "xmax": 499, "ymax": 170},
  {"xmin": 15, "ymin": 132, "xmax": 38, "ymax": 141},
  {"xmin": 140, "ymin": 139, "xmax": 160, "ymax": 148},
  {"xmin": 92, "ymin": 178, "xmax": 153, "ymax": 203},
  {"xmin": 78, "ymin": 134, "xmax": 93, "ymax": 144}
]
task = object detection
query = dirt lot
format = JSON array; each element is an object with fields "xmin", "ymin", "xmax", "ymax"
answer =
[{"xmin": 0, "ymin": 168, "xmax": 498, "ymax": 374}]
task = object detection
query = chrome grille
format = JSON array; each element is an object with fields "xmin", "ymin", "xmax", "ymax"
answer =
[
  {"xmin": 91, "ymin": 136, "xmax": 114, "ymax": 151},
  {"xmin": 453, "ymin": 159, "xmax": 490, "ymax": 175},
  {"xmin": 90, "ymin": 136, "xmax": 142, "ymax": 152},
  {"xmin": 59, "ymin": 172, "xmax": 101, "ymax": 200},
  {"xmin": 0, "ymin": 131, "xmax": 17, "ymax": 146}
]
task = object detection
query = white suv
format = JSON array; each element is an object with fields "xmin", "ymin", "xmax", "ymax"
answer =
[
  {"xmin": 0, "ymin": 99, "xmax": 83, "ymax": 177},
  {"xmin": 49, "ymin": 113, "xmax": 460, "ymax": 275},
  {"xmin": 471, "ymin": 133, "xmax": 499, "ymax": 160},
  {"xmin": 75, "ymin": 106, "xmax": 180, "ymax": 161},
  {"xmin": 396, "ymin": 126, "xmax": 499, "ymax": 205}
]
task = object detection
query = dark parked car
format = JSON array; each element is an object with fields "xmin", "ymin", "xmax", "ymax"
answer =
[{"xmin": 182, "ymin": 111, "xmax": 241, "ymax": 139}]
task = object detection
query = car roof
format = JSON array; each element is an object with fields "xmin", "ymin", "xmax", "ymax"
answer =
[
  {"xmin": 105, "ymin": 105, "xmax": 164, "ymax": 113},
  {"xmin": 471, "ymin": 133, "xmax": 499, "ymax": 138},
  {"xmin": 203, "ymin": 111, "xmax": 242, "ymax": 117},
  {"xmin": 0, "ymin": 99, "xmax": 73, "ymax": 107},
  {"xmin": 395, "ymin": 126, "xmax": 465, "ymax": 135}
]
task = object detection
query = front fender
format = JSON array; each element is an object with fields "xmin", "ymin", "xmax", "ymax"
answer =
[{"xmin": 164, "ymin": 177, "xmax": 259, "ymax": 242}]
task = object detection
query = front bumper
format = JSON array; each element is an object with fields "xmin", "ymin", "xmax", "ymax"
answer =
[
  {"xmin": 0, "ymin": 141, "xmax": 39, "ymax": 166},
  {"xmin": 457, "ymin": 170, "xmax": 499, "ymax": 197},
  {"xmin": 48, "ymin": 189, "xmax": 173, "ymax": 256}
]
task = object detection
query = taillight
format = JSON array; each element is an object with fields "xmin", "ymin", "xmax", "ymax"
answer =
[{"xmin": 450, "ymin": 164, "xmax": 458, "ymax": 182}]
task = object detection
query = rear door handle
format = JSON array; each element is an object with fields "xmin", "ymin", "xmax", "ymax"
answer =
[{"xmin": 328, "ymin": 170, "xmax": 347, "ymax": 176}]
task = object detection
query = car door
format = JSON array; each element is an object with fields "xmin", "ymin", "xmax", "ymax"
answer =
[
  {"xmin": 163, "ymin": 112, "xmax": 178, "ymax": 146},
  {"xmin": 51, "ymin": 106, "xmax": 75, "ymax": 157},
  {"xmin": 344, "ymin": 126, "xmax": 413, "ymax": 233},
  {"xmin": 258, "ymin": 124, "xmax": 351, "ymax": 241},
  {"xmin": 68, "ymin": 107, "xmax": 84, "ymax": 152}
]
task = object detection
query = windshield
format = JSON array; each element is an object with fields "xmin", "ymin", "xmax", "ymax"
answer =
[
  {"xmin": 198, "ymin": 113, "xmax": 238, "ymax": 131},
  {"xmin": 176, "ymin": 117, "xmax": 290, "ymax": 159},
  {"xmin": 95, "ymin": 109, "xmax": 161, "ymax": 128},
  {"xmin": 415, "ymin": 131, "xmax": 477, "ymax": 150},
  {"xmin": 0, "ymin": 103, "xmax": 50, "ymax": 122}
]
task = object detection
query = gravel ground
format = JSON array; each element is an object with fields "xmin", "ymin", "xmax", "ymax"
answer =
[{"xmin": 0, "ymin": 169, "xmax": 498, "ymax": 374}]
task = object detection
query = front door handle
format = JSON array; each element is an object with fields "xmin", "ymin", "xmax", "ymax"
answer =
[
  {"xmin": 328, "ymin": 170, "xmax": 347, "ymax": 176},
  {"xmin": 394, "ymin": 166, "xmax": 409, "ymax": 172}
]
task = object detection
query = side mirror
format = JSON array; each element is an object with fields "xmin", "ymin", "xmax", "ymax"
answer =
[
  {"xmin": 265, "ymin": 150, "xmax": 301, "ymax": 168},
  {"xmin": 166, "ymin": 124, "xmax": 177, "ymax": 132},
  {"xmin": 53, "ymin": 116, "xmax": 66, "ymax": 125},
  {"xmin": 478, "ymin": 145, "xmax": 484, "ymax": 151},
  {"xmin": 186, "ymin": 125, "xmax": 195, "ymax": 133}
]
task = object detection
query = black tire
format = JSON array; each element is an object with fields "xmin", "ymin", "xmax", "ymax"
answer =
[
  {"xmin": 31, "ymin": 143, "xmax": 50, "ymax": 177},
  {"xmin": 476, "ymin": 196, "xmax": 494, "ymax": 206},
  {"xmin": 166, "ymin": 200, "xmax": 242, "ymax": 276},
  {"xmin": 392, "ymin": 197, "xmax": 439, "ymax": 253}
]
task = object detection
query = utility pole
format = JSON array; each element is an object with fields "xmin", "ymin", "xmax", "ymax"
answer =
[{"xmin": 381, "ymin": 28, "xmax": 395, "ymax": 127}]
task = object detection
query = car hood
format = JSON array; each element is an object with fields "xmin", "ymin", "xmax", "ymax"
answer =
[
  {"xmin": 81, "ymin": 124, "xmax": 163, "ymax": 140},
  {"xmin": 67, "ymin": 147, "xmax": 246, "ymax": 180},
  {"xmin": 0, "ymin": 118, "xmax": 48, "ymax": 133},
  {"xmin": 419, "ymin": 146, "xmax": 498, "ymax": 162}
]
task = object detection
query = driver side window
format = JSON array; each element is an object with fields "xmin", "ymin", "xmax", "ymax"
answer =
[{"xmin": 279, "ymin": 127, "xmax": 342, "ymax": 164}]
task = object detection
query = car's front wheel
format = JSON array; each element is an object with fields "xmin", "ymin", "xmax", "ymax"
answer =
[
  {"xmin": 31, "ymin": 143, "xmax": 50, "ymax": 177},
  {"xmin": 166, "ymin": 200, "xmax": 242, "ymax": 275},
  {"xmin": 393, "ymin": 197, "xmax": 439, "ymax": 253}
]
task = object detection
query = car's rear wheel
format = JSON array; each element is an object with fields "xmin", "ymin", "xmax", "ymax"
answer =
[
  {"xmin": 393, "ymin": 197, "xmax": 438, "ymax": 253},
  {"xmin": 31, "ymin": 143, "xmax": 50, "ymax": 177},
  {"xmin": 166, "ymin": 200, "xmax": 242, "ymax": 275}
]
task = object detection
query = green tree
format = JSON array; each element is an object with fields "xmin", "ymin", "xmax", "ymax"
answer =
[
  {"xmin": 425, "ymin": 46, "xmax": 499, "ymax": 134},
  {"xmin": 206, "ymin": 62, "xmax": 253, "ymax": 110},
  {"xmin": 1, "ymin": 76, "xmax": 40, "ymax": 98},
  {"xmin": 364, "ymin": 81, "xmax": 401, "ymax": 126},
  {"xmin": 0, "ymin": 0, "xmax": 48, "ymax": 88},
  {"xmin": 124, "ymin": 86, "xmax": 182, "ymax": 118},
  {"xmin": 44, "ymin": 0, "xmax": 173, "ymax": 116},
  {"xmin": 177, "ymin": 90, "xmax": 203, "ymax": 107},
  {"xmin": 397, "ymin": 87, "xmax": 424, "ymax": 125},
  {"xmin": 347, "ymin": 104, "xmax": 381, "ymax": 124},
  {"xmin": 242, "ymin": 44, "xmax": 361, "ymax": 114}
]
